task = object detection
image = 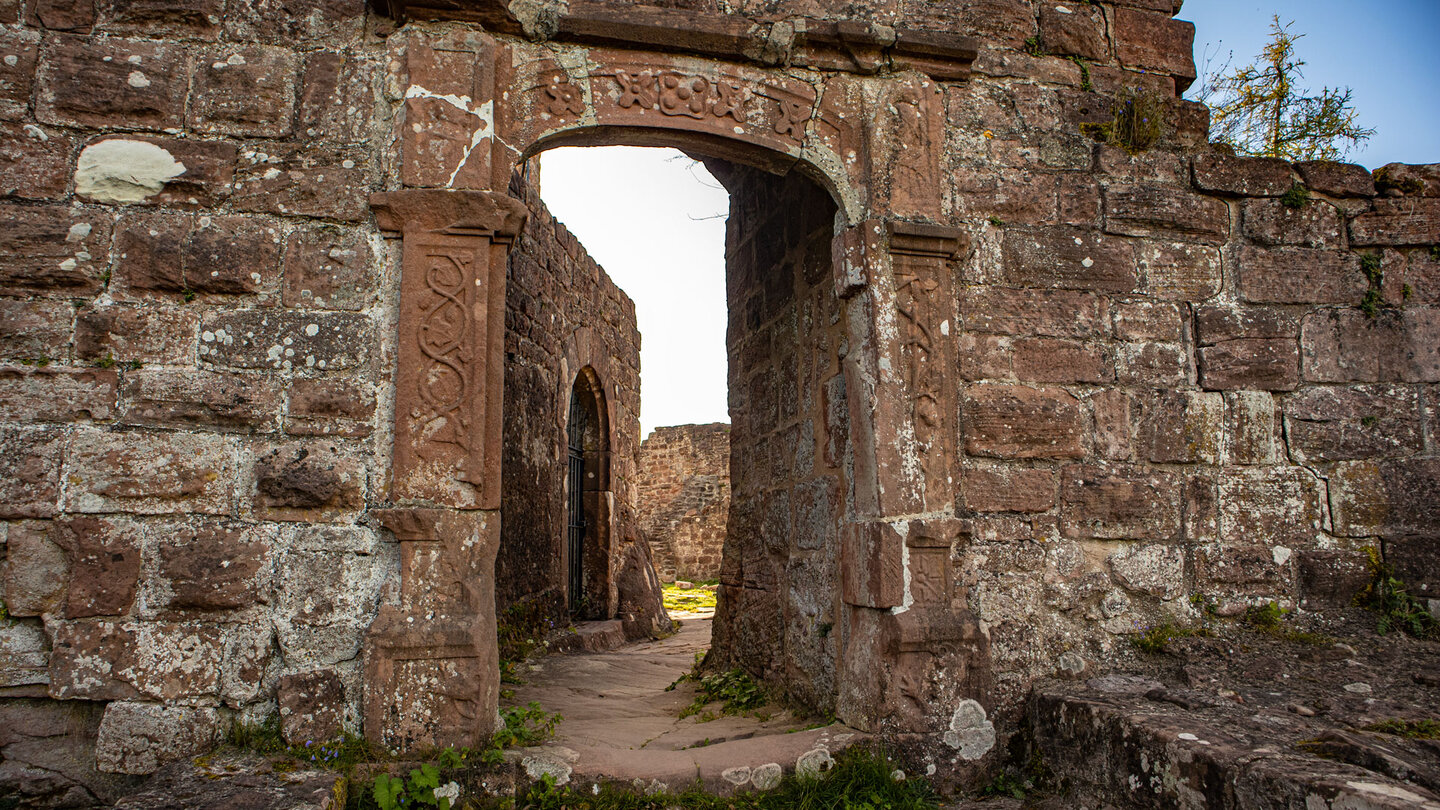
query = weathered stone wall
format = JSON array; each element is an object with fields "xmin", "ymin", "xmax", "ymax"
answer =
[
  {"xmin": 499, "ymin": 161, "xmax": 645, "ymax": 622},
  {"xmin": 1, "ymin": 0, "xmax": 1437, "ymax": 798},
  {"xmin": 636, "ymin": 423, "xmax": 730, "ymax": 582},
  {"xmin": 0, "ymin": 1, "xmax": 405, "ymax": 801},
  {"xmin": 707, "ymin": 164, "xmax": 847, "ymax": 716}
]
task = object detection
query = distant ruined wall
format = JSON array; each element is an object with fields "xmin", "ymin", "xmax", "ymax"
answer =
[
  {"xmin": 500, "ymin": 161, "xmax": 644, "ymax": 621},
  {"xmin": 637, "ymin": 423, "xmax": 731, "ymax": 582},
  {"xmin": 0, "ymin": 0, "xmax": 1437, "ymax": 800}
]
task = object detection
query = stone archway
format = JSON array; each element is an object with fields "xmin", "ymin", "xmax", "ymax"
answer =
[{"xmin": 368, "ymin": 10, "xmax": 990, "ymax": 756}]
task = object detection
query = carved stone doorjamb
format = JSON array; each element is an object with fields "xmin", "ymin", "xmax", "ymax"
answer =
[{"xmin": 365, "ymin": 189, "xmax": 528, "ymax": 751}]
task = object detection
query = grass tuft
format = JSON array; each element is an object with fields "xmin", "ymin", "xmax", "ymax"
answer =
[
  {"xmin": 1133, "ymin": 622, "xmax": 1212, "ymax": 655},
  {"xmin": 1355, "ymin": 547, "xmax": 1438, "ymax": 638}
]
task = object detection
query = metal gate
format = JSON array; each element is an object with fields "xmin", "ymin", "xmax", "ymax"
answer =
[{"xmin": 566, "ymin": 390, "xmax": 586, "ymax": 615}]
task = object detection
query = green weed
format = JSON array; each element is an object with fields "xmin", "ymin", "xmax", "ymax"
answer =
[
  {"xmin": 1359, "ymin": 253, "xmax": 1385, "ymax": 318},
  {"xmin": 1366, "ymin": 719, "xmax": 1440, "ymax": 739},
  {"xmin": 1133, "ymin": 622, "xmax": 1213, "ymax": 655},
  {"xmin": 677, "ymin": 668, "xmax": 768, "ymax": 721},
  {"xmin": 1280, "ymin": 183, "xmax": 1311, "ymax": 209},
  {"xmin": 1356, "ymin": 547, "xmax": 1438, "ymax": 638},
  {"xmin": 1080, "ymin": 89, "xmax": 1165, "ymax": 154},
  {"xmin": 1023, "ymin": 36, "xmax": 1044, "ymax": 57}
]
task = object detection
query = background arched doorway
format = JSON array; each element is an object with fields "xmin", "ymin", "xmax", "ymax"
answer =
[{"xmin": 567, "ymin": 367, "xmax": 612, "ymax": 620}]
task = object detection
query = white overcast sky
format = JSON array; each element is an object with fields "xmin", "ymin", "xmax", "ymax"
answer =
[{"xmin": 539, "ymin": 4, "xmax": 1438, "ymax": 439}]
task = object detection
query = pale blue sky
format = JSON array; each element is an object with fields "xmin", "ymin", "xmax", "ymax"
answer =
[{"xmin": 543, "ymin": 6, "xmax": 1437, "ymax": 436}]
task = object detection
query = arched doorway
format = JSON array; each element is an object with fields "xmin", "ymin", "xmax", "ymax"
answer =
[{"xmin": 566, "ymin": 367, "xmax": 611, "ymax": 620}]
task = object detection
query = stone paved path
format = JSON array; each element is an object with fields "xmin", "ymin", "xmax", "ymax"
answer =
[{"xmin": 506, "ymin": 616, "xmax": 864, "ymax": 794}]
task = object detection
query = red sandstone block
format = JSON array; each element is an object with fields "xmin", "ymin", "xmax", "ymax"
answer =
[
  {"xmin": 1396, "ymin": 248, "xmax": 1440, "ymax": 306},
  {"xmin": 0, "ymin": 366, "xmax": 116, "ymax": 422},
  {"xmin": 1295, "ymin": 161, "xmax": 1376, "ymax": 198},
  {"xmin": 1226, "ymin": 391, "xmax": 1280, "ymax": 465},
  {"xmin": 0, "ymin": 425, "xmax": 64, "ymax": 518},
  {"xmin": 1108, "ymin": 0, "xmax": 1182, "ymax": 12},
  {"xmin": 2, "ymin": 521, "xmax": 68, "ymax": 615},
  {"xmin": 1242, "ymin": 198, "xmax": 1345, "ymax": 249},
  {"xmin": 248, "ymin": 441, "xmax": 366, "ymax": 523},
  {"xmin": 0, "ymin": 0, "xmax": 18, "ymax": 24},
  {"xmin": 1389, "ymin": 535, "xmax": 1440, "ymax": 596},
  {"xmin": 1114, "ymin": 342, "xmax": 1191, "ymax": 387},
  {"xmin": 1284, "ymin": 385, "xmax": 1423, "ymax": 464},
  {"xmin": 1192, "ymin": 153, "xmax": 1295, "ymax": 197},
  {"xmin": 277, "ymin": 670, "xmax": 345, "ymax": 746},
  {"xmin": 298, "ymin": 51, "xmax": 374, "ymax": 144},
  {"xmin": 1085, "ymin": 64, "xmax": 1175, "ymax": 99},
  {"xmin": 95, "ymin": 0, "xmax": 224, "ymax": 40},
  {"xmin": 224, "ymin": 0, "xmax": 364, "ymax": 43},
  {"xmin": 1330, "ymin": 459, "xmax": 1440, "ymax": 538},
  {"xmin": 120, "ymin": 368, "xmax": 283, "ymax": 432},
  {"xmin": 185, "ymin": 215, "xmax": 283, "ymax": 297},
  {"xmin": 901, "ymin": 0, "xmax": 1034, "ymax": 50},
  {"xmin": 1011, "ymin": 337, "xmax": 1112, "ymax": 384},
  {"xmin": 962, "ymin": 383, "xmax": 1085, "ymax": 459},
  {"xmin": 80, "ymin": 136, "xmax": 238, "ymax": 208},
  {"xmin": 1104, "ymin": 183, "xmax": 1229, "ymax": 245},
  {"xmin": 961, "ymin": 465, "xmax": 1056, "ymax": 513},
  {"xmin": 190, "ymin": 45, "xmax": 297, "ymax": 138},
  {"xmin": 1114, "ymin": 7, "xmax": 1195, "ymax": 90},
  {"xmin": 53, "ymin": 516, "xmax": 141, "ymax": 618},
  {"xmin": 1059, "ymin": 464, "xmax": 1183, "ymax": 541},
  {"xmin": 111, "ymin": 211, "xmax": 187, "ymax": 296},
  {"xmin": 1195, "ymin": 305, "xmax": 1298, "ymax": 344},
  {"xmin": 1134, "ymin": 389, "xmax": 1223, "ymax": 464},
  {"xmin": 1096, "ymin": 144, "xmax": 1190, "ymax": 186},
  {"xmin": 1057, "ymin": 174, "xmax": 1101, "ymax": 226},
  {"xmin": 0, "ymin": 205, "xmax": 112, "ymax": 298},
  {"xmin": 961, "ymin": 287, "xmax": 1108, "ymax": 338},
  {"xmin": 1237, "ymin": 246, "xmax": 1366, "ymax": 305},
  {"xmin": 1090, "ymin": 389, "xmax": 1133, "ymax": 460},
  {"xmin": 1218, "ymin": 467, "xmax": 1323, "ymax": 547},
  {"xmin": 157, "ymin": 524, "xmax": 271, "ymax": 612},
  {"xmin": 36, "ymin": 36, "xmax": 190, "ymax": 131},
  {"xmin": 1375, "ymin": 163, "xmax": 1440, "ymax": 197},
  {"xmin": 1038, "ymin": 3, "xmax": 1107, "ymax": 61},
  {"xmin": 64, "ymin": 428, "xmax": 235, "ymax": 515},
  {"xmin": 1350, "ymin": 198, "xmax": 1440, "ymax": 247},
  {"xmin": 1001, "ymin": 226, "xmax": 1138, "ymax": 292},
  {"xmin": 283, "ymin": 226, "xmax": 374, "ymax": 311},
  {"xmin": 1194, "ymin": 543, "xmax": 1289, "ymax": 597},
  {"xmin": 75, "ymin": 304, "xmax": 197, "ymax": 365},
  {"xmin": 0, "ymin": 122, "xmax": 71, "ymax": 200},
  {"xmin": 29, "ymin": 0, "xmax": 92, "ymax": 30},
  {"xmin": 231, "ymin": 144, "xmax": 369, "ymax": 221},
  {"xmin": 1300, "ymin": 309, "xmax": 1440, "ymax": 384},
  {"xmin": 0, "ymin": 29, "xmax": 38, "ymax": 120},
  {"xmin": 950, "ymin": 168, "xmax": 1059, "ymax": 225},
  {"xmin": 1137, "ymin": 240, "xmax": 1221, "ymax": 300},
  {"xmin": 0, "ymin": 299, "xmax": 72, "ymax": 360},
  {"xmin": 49, "ymin": 620, "xmax": 225, "ymax": 701},
  {"xmin": 285, "ymin": 378, "xmax": 375, "ymax": 438},
  {"xmin": 1199, "ymin": 338, "xmax": 1298, "ymax": 391},
  {"xmin": 1113, "ymin": 301, "xmax": 1184, "ymax": 342},
  {"xmin": 199, "ymin": 310, "xmax": 372, "ymax": 371}
]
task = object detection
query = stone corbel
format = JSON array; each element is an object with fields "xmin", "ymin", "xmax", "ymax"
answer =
[{"xmin": 371, "ymin": 190, "xmax": 529, "ymax": 509}]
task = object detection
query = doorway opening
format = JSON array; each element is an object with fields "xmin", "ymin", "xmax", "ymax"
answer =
[{"xmin": 497, "ymin": 140, "xmax": 849, "ymax": 732}]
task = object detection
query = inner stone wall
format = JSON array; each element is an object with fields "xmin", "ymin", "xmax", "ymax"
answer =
[
  {"xmin": 637, "ymin": 422, "xmax": 730, "ymax": 582},
  {"xmin": 499, "ymin": 161, "xmax": 645, "ymax": 624},
  {"xmin": 707, "ymin": 163, "xmax": 847, "ymax": 716}
]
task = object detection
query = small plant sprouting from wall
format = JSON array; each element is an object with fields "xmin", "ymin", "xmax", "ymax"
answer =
[
  {"xmin": 1355, "ymin": 546, "xmax": 1437, "ymax": 638},
  {"xmin": 1359, "ymin": 253, "xmax": 1385, "ymax": 319},
  {"xmin": 1080, "ymin": 89, "xmax": 1165, "ymax": 155},
  {"xmin": 1280, "ymin": 183, "xmax": 1311, "ymax": 210}
]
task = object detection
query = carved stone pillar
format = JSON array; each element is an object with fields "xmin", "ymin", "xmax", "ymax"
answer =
[
  {"xmin": 366, "ymin": 189, "xmax": 526, "ymax": 751},
  {"xmin": 371, "ymin": 189, "xmax": 528, "ymax": 508},
  {"xmin": 364, "ymin": 508, "xmax": 500, "ymax": 751}
]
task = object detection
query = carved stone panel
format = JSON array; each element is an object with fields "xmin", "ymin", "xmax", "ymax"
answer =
[
  {"xmin": 867, "ymin": 222, "xmax": 968, "ymax": 517},
  {"xmin": 372, "ymin": 190, "xmax": 528, "ymax": 509},
  {"xmin": 364, "ymin": 508, "xmax": 500, "ymax": 752}
]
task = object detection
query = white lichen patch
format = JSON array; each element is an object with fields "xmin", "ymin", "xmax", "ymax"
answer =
[
  {"xmin": 942, "ymin": 699, "xmax": 995, "ymax": 760},
  {"xmin": 76, "ymin": 140, "xmax": 187, "ymax": 204}
]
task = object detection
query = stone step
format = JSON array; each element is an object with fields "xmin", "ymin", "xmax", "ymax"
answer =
[
  {"xmin": 548, "ymin": 620, "xmax": 628, "ymax": 654},
  {"xmin": 511, "ymin": 723, "xmax": 867, "ymax": 795},
  {"xmin": 1030, "ymin": 678, "xmax": 1440, "ymax": 809}
]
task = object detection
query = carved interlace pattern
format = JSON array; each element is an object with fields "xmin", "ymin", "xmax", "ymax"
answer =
[{"xmin": 418, "ymin": 251, "xmax": 472, "ymax": 458}]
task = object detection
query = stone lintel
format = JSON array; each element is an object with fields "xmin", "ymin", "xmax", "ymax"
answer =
[
  {"xmin": 888, "ymin": 220, "xmax": 970, "ymax": 260},
  {"xmin": 371, "ymin": 189, "xmax": 528, "ymax": 241}
]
